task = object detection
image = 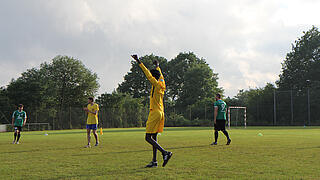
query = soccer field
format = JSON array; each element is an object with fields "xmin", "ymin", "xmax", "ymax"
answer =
[{"xmin": 0, "ymin": 127, "xmax": 319, "ymax": 180}]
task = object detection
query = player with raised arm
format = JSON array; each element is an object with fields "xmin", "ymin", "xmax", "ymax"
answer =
[
  {"xmin": 211, "ymin": 93, "xmax": 231, "ymax": 145},
  {"xmin": 131, "ymin": 55, "xmax": 172, "ymax": 168},
  {"xmin": 12, "ymin": 104, "xmax": 27, "ymax": 144},
  {"xmin": 83, "ymin": 97, "xmax": 100, "ymax": 148}
]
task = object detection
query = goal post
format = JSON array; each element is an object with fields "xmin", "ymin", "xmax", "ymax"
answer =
[{"xmin": 228, "ymin": 106, "xmax": 247, "ymax": 129}]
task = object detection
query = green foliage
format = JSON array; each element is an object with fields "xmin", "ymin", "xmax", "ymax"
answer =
[
  {"xmin": 45, "ymin": 55, "xmax": 99, "ymax": 106},
  {"xmin": 278, "ymin": 26, "xmax": 320, "ymax": 91},
  {"xmin": 228, "ymin": 83, "xmax": 276, "ymax": 125},
  {"xmin": 4, "ymin": 55, "xmax": 99, "ymax": 129},
  {"xmin": 118, "ymin": 54, "xmax": 168, "ymax": 100},
  {"xmin": 97, "ymin": 92, "xmax": 146, "ymax": 128},
  {"xmin": 167, "ymin": 52, "xmax": 222, "ymax": 104},
  {"xmin": 118, "ymin": 52, "xmax": 222, "ymax": 124}
]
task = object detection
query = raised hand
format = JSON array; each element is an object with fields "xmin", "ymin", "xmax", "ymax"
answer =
[{"xmin": 131, "ymin": 55, "xmax": 141, "ymax": 64}]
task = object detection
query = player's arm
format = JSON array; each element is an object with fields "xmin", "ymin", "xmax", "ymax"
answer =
[
  {"xmin": 214, "ymin": 106, "xmax": 218, "ymax": 124},
  {"xmin": 88, "ymin": 110, "xmax": 97, "ymax": 115},
  {"xmin": 11, "ymin": 112, "xmax": 15, "ymax": 126},
  {"xmin": 23, "ymin": 113, "xmax": 27, "ymax": 126},
  {"xmin": 87, "ymin": 105, "xmax": 99, "ymax": 115},
  {"xmin": 154, "ymin": 61, "xmax": 164, "ymax": 80},
  {"xmin": 154, "ymin": 60, "xmax": 166, "ymax": 89},
  {"xmin": 131, "ymin": 55, "xmax": 159, "ymax": 87}
]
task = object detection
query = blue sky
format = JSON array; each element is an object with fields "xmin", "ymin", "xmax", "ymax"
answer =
[{"xmin": 0, "ymin": 0, "xmax": 319, "ymax": 97}]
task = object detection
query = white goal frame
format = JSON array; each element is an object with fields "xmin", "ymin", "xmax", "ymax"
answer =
[{"xmin": 228, "ymin": 106, "xmax": 247, "ymax": 129}]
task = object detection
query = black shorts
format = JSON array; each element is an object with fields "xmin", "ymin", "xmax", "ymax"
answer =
[
  {"xmin": 214, "ymin": 120, "xmax": 226, "ymax": 131},
  {"xmin": 14, "ymin": 126, "xmax": 22, "ymax": 131}
]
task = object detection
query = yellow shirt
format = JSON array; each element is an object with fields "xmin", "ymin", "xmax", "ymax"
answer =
[
  {"xmin": 86, "ymin": 103, "xmax": 99, "ymax": 124},
  {"xmin": 139, "ymin": 63, "xmax": 166, "ymax": 112}
]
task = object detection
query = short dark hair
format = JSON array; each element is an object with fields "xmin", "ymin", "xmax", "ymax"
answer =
[
  {"xmin": 88, "ymin": 97, "xmax": 94, "ymax": 102},
  {"xmin": 216, "ymin": 93, "xmax": 221, "ymax": 99},
  {"xmin": 150, "ymin": 69, "xmax": 160, "ymax": 80},
  {"xmin": 18, "ymin": 104, "xmax": 24, "ymax": 108}
]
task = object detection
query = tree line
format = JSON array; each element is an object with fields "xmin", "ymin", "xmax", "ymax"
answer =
[
  {"xmin": 1, "ymin": 26, "xmax": 319, "ymax": 128},
  {"xmin": 226, "ymin": 26, "xmax": 320, "ymax": 126},
  {"xmin": 0, "ymin": 52, "xmax": 222, "ymax": 129}
]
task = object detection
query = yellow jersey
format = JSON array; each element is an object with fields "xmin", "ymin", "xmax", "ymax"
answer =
[
  {"xmin": 139, "ymin": 63, "xmax": 166, "ymax": 112},
  {"xmin": 86, "ymin": 103, "xmax": 99, "ymax": 124}
]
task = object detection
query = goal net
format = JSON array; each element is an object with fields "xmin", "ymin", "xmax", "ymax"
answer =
[{"xmin": 227, "ymin": 106, "xmax": 247, "ymax": 129}]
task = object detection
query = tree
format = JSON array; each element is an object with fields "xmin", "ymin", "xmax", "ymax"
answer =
[
  {"xmin": 0, "ymin": 87, "xmax": 13, "ymax": 124},
  {"xmin": 227, "ymin": 83, "xmax": 276, "ymax": 125},
  {"xmin": 6, "ymin": 55, "xmax": 99, "ymax": 129},
  {"xmin": 277, "ymin": 26, "xmax": 320, "ymax": 91},
  {"xmin": 168, "ymin": 53, "xmax": 222, "ymax": 114},
  {"xmin": 7, "ymin": 67, "xmax": 50, "ymax": 123},
  {"xmin": 166, "ymin": 52, "xmax": 201, "ymax": 101},
  {"xmin": 118, "ymin": 54, "xmax": 168, "ymax": 101},
  {"xmin": 177, "ymin": 62, "xmax": 221, "ymax": 107},
  {"xmin": 96, "ymin": 92, "xmax": 146, "ymax": 128}
]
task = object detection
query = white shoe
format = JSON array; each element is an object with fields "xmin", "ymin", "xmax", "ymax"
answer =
[
  {"xmin": 84, "ymin": 144, "xmax": 91, "ymax": 148},
  {"xmin": 95, "ymin": 142, "xmax": 99, "ymax": 146},
  {"xmin": 12, "ymin": 141, "xmax": 16, "ymax": 144},
  {"xmin": 16, "ymin": 142, "xmax": 20, "ymax": 144}
]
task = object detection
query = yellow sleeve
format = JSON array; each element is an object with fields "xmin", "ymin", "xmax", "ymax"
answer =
[
  {"xmin": 95, "ymin": 104, "xmax": 99, "ymax": 111},
  {"xmin": 156, "ymin": 66, "xmax": 164, "ymax": 79},
  {"xmin": 156, "ymin": 66, "xmax": 166, "ymax": 90},
  {"xmin": 139, "ymin": 63, "xmax": 158, "ymax": 87}
]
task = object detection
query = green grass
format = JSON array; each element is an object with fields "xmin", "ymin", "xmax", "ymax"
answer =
[{"xmin": 1, "ymin": 127, "xmax": 320, "ymax": 180}]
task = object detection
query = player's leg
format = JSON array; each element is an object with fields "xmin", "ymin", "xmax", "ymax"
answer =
[
  {"xmin": 145, "ymin": 133, "xmax": 159, "ymax": 168},
  {"xmin": 222, "ymin": 130, "xmax": 231, "ymax": 145},
  {"xmin": 86, "ymin": 126, "xmax": 91, "ymax": 147},
  {"xmin": 145, "ymin": 111, "xmax": 172, "ymax": 167},
  {"xmin": 16, "ymin": 127, "xmax": 21, "ymax": 144},
  {"xmin": 13, "ymin": 127, "xmax": 17, "ymax": 144},
  {"xmin": 145, "ymin": 133, "xmax": 165, "ymax": 154},
  {"xmin": 152, "ymin": 133, "xmax": 158, "ymax": 162},
  {"xmin": 221, "ymin": 120, "xmax": 231, "ymax": 145},
  {"xmin": 214, "ymin": 130, "xmax": 219, "ymax": 144},
  {"xmin": 211, "ymin": 123, "xmax": 219, "ymax": 145},
  {"xmin": 92, "ymin": 125, "xmax": 99, "ymax": 146}
]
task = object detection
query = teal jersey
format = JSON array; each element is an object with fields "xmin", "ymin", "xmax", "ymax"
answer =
[
  {"xmin": 12, "ymin": 110, "xmax": 27, "ymax": 126},
  {"xmin": 214, "ymin": 100, "xmax": 227, "ymax": 120}
]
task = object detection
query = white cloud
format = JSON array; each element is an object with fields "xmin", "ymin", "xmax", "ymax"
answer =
[{"xmin": 0, "ymin": 0, "xmax": 319, "ymax": 97}]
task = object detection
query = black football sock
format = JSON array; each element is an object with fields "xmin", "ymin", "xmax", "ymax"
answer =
[
  {"xmin": 222, "ymin": 130, "xmax": 230, "ymax": 140},
  {"xmin": 145, "ymin": 134, "xmax": 166, "ymax": 154},
  {"xmin": 214, "ymin": 131, "xmax": 218, "ymax": 142},
  {"xmin": 17, "ymin": 133, "xmax": 21, "ymax": 142},
  {"xmin": 14, "ymin": 132, "xmax": 17, "ymax": 141},
  {"xmin": 152, "ymin": 133, "xmax": 158, "ymax": 162}
]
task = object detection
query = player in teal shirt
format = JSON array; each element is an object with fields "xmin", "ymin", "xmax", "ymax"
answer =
[
  {"xmin": 211, "ymin": 94, "xmax": 231, "ymax": 145},
  {"xmin": 11, "ymin": 104, "xmax": 27, "ymax": 144}
]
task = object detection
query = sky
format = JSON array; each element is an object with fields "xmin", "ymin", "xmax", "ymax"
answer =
[{"xmin": 0, "ymin": 0, "xmax": 319, "ymax": 97}]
